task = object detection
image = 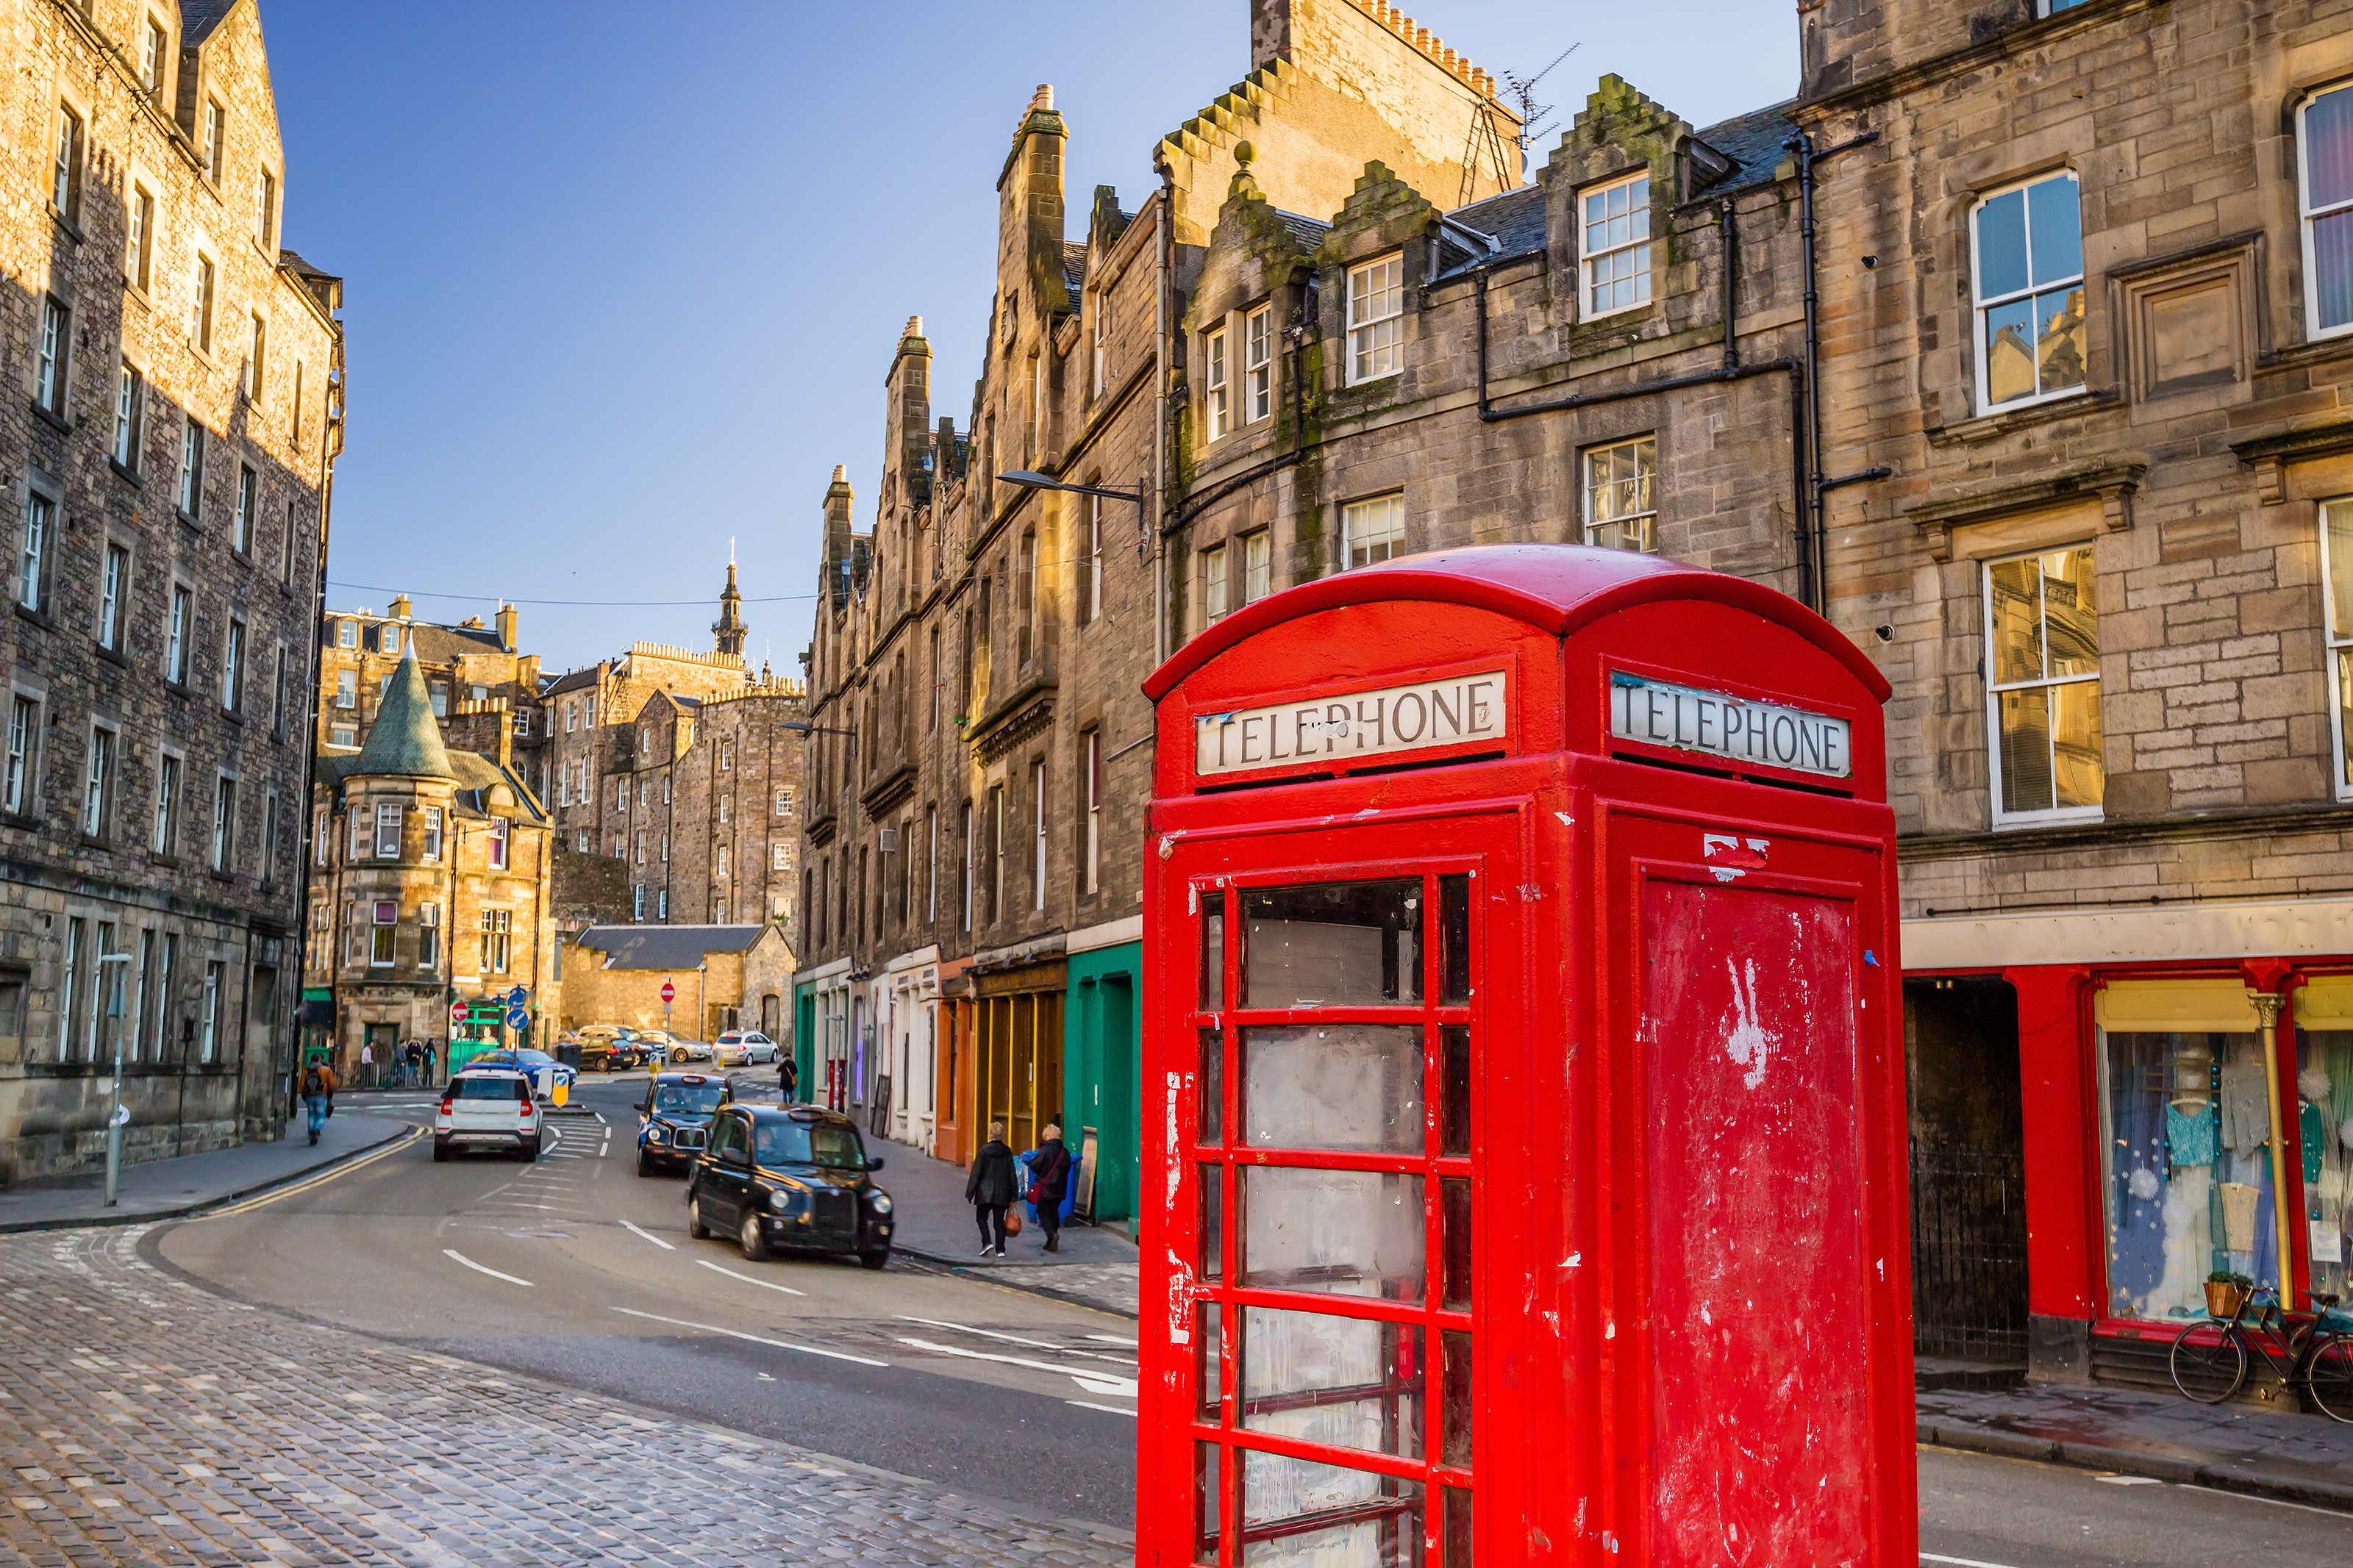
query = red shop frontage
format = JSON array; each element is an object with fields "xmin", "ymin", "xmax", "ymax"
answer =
[
  {"xmin": 1138, "ymin": 545, "xmax": 1915, "ymax": 1567},
  {"xmin": 1904, "ymin": 908, "xmax": 2353, "ymax": 1386}
]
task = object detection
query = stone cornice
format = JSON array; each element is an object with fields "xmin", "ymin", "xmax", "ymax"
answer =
[
  {"xmin": 1904, "ymin": 457, "xmax": 2148, "ymax": 562},
  {"xmin": 2229, "ymin": 417, "xmax": 2353, "ymax": 506},
  {"xmin": 1790, "ymin": 0, "xmax": 2157, "ymax": 121},
  {"xmin": 965, "ymin": 673, "xmax": 1058, "ymax": 765}
]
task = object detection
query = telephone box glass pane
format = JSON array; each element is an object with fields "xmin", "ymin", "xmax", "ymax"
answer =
[
  {"xmin": 1240, "ymin": 1453, "xmax": 1423, "ymax": 1566},
  {"xmin": 1202, "ymin": 1165, "xmax": 1226, "ymax": 1280},
  {"xmin": 1439, "ymin": 1027, "xmax": 1470, "ymax": 1158},
  {"xmin": 1438, "ymin": 874, "xmax": 1469, "ymax": 1004},
  {"xmin": 1243, "ymin": 881, "xmax": 1424, "ymax": 1008},
  {"xmin": 1200, "ymin": 1028, "xmax": 1226, "ymax": 1144},
  {"xmin": 1196, "ymin": 1441, "xmax": 1223, "ymax": 1565},
  {"xmin": 1242, "ymin": 1025, "xmax": 1422, "ymax": 1153},
  {"xmin": 1440, "ymin": 1330, "xmax": 1472, "ymax": 1468},
  {"xmin": 1441, "ymin": 1487, "xmax": 1471, "ymax": 1565},
  {"xmin": 1203, "ymin": 903, "xmax": 1227, "ymax": 1010},
  {"xmin": 1200, "ymin": 1300, "xmax": 1225, "ymax": 1420},
  {"xmin": 1242, "ymin": 1167, "xmax": 1425, "ymax": 1299},
  {"xmin": 1240, "ymin": 1306, "xmax": 1424, "ymax": 1458},
  {"xmin": 1440, "ymin": 1178, "xmax": 1472, "ymax": 1310}
]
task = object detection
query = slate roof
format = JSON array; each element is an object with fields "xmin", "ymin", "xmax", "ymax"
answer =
[
  {"xmin": 574, "ymin": 925, "xmax": 771, "ymax": 970},
  {"xmin": 352, "ymin": 646, "xmax": 454, "ymax": 779},
  {"xmin": 1439, "ymin": 185, "xmax": 1547, "ymax": 269},
  {"xmin": 407, "ymin": 622, "xmax": 509, "ymax": 662},
  {"xmin": 1693, "ymin": 101, "xmax": 1800, "ymax": 192},
  {"xmin": 1275, "ymin": 210, "xmax": 1330, "ymax": 251},
  {"xmin": 1061, "ymin": 242, "xmax": 1088, "ymax": 311},
  {"xmin": 179, "ymin": 0, "xmax": 238, "ymax": 46},
  {"xmin": 543, "ymin": 667, "xmax": 604, "ymax": 698},
  {"xmin": 314, "ymin": 745, "xmax": 545, "ymax": 820}
]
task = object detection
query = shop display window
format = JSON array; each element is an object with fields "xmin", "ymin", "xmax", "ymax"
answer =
[
  {"xmin": 2293, "ymin": 1026, "xmax": 2353, "ymax": 1303},
  {"xmin": 2100, "ymin": 1029, "xmax": 2273, "ymax": 1318}
]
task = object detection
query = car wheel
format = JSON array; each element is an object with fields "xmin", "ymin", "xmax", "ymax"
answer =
[
  {"xmin": 739, "ymin": 1214, "xmax": 769, "ymax": 1261},
  {"xmin": 859, "ymin": 1248, "xmax": 890, "ymax": 1271},
  {"xmin": 637, "ymin": 1150, "xmax": 654, "ymax": 1178},
  {"xmin": 432, "ymin": 1139, "xmax": 450, "ymax": 1164},
  {"xmin": 671, "ymin": 1047, "xmax": 688, "ymax": 1063},
  {"xmin": 689, "ymin": 1196, "xmax": 710, "ymax": 1240},
  {"xmin": 523, "ymin": 1136, "xmax": 540, "ymax": 1163}
]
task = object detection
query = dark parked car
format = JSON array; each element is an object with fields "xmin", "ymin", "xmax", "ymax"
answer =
[
  {"xmin": 686, "ymin": 1103, "xmax": 893, "ymax": 1269},
  {"xmin": 635, "ymin": 1073, "xmax": 732, "ymax": 1175}
]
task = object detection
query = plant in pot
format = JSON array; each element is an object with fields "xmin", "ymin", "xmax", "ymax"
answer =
[{"xmin": 2204, "ymin": 1270, "xmax": 2254, "ymax": 1319}]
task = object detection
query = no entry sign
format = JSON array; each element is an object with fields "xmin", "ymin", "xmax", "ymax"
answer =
[
  {"xmin": 660, "ymin": 981, "xmax": 676, "ymax": 1003},
  {"xmin": 449, "ymin": 1001, "xmax": 465, "ymax": 1025}
]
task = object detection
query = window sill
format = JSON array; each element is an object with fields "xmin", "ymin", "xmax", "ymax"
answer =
[
  {"xmin": 221, "ymin": 709, "xmax": 244, "ymax": 726},
  {"xmin": 207, "ymin": 868, "xmax": 238, "ymax": 884},
  {"xmin": 77, "ymin": 832, "xmax": 111, "ymax": 851},
  {"xmin": 13, "ymin": 601, "xmax": 54, "ymax": 633},
  {"xmin": 149, "ymin": 851, "xmax": 179, "ymax": 869},
  {"xmin": 1928, "ymin": 387, "xmax": 2117, "ymax": 446},
  {"xmin": 163, "ymin": 678, "xmax": 189, "ymax": 698},
  {"xmin": 108, "ymin": 457, "xmax": 143, "ymax": 489},
  {"xmin": 124, "ymin": 279, "xmax": 152, "ymax": 312},
  {"xmin": 29, "ymin": 399, "xmax": 73, "ymax": 435},
  {"xmin": 49, "ymin": 204, "xmax": 84, "ymax": 245},
  {"xmin": 1991, "ymin": 810, "xmax": 2106, "ymax": 833},
  {"xmin": 2257, "ymin": 333, "xmax": 2353, "ymax": 373},
  {"xmin": 1, "ymin": 811, "xmax": 43, "ymax": 833},
  {"xmin": 93, "ymin": 642, "xmax": 127, "ymax": 669},
  {"xmin": 176, "ymin": 509, "xmax": 204, "ymax": 534}
]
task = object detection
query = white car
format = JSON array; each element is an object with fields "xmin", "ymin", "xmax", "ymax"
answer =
[
  {"xmin": 657, "ymin": 1036, "xmax": 713, "ymax": 1064},
  {"xmin": 432, "ymin": 1069, "xmax": 543, "ymax": 1161},
  {"xmin": 715, "ymin": 1030, "xmax": 780, "ymax": 1066}
]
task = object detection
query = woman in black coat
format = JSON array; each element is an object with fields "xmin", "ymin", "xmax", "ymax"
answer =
[
  {"xmin": 965, "ymin": 1122, "xmax": 1017, "ymax": 1257},
  {"xmin": 1028, "ymin": 1123, "xmax": 1072, "ymax": 1253}
]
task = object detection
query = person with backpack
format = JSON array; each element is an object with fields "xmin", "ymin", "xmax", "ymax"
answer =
[
  {"xmin": 965, "ymin": 1121, "xmax": 1016, "ymax": 1258},
  {"xmin": 779, "ymin": 1052, "xmax": 799, "ymax": 1103},
  {"xmin": 1026, "ymin": 1123, "xmax": 1073, "ymax": 1254},
  {"xmin": 299, "ymin": 1058, "xmax": 339, "ymax": 1145}
]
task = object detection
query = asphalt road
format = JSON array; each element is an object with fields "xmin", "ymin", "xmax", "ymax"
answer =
[
  {"xmin": 151, "ymin": 1075, "xmax": 1140, "ymax": 1525},
  {"xmin": 145, "ymin": 1075, "xmax": 2353, "ymax": 1560}
]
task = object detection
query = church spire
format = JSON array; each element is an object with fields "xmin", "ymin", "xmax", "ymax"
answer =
[{"xmin": 713, "ymin": 551, "xmax": 748, "ymax": 657}]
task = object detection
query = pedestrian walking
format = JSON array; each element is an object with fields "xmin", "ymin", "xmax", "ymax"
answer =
[
  {"xmin": 1026, "ymin": 1123, "xmax": 1073, "ymax": 1254},
  {"xmin": 965, "ymin": 1120, "xmax": 1016, "ymax": 1258},
  {"xmin": 359, "ymin": 1041, "xmax": 374, "ymax": 1089},
  {"xmin": 422, "ymin": 1041, "xmax": 438, "ymax": 1088},
  {"xmin": 299, "ymin": 1058, "xmax": 338, "ymax": 1145},
  {"xmin": 779, "ymin": 1052, "xmax": 799, "ymax": 1103}
]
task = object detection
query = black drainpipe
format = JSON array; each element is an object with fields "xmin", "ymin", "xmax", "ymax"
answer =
[{"xmin": 1785, "ymin": 127, "xmax": 1891, "ymax": 614}]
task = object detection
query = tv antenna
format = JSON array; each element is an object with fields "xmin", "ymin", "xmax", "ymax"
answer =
[{"xmin": 1499, "ymin": 41, "xmax": 1580, "ymax": 152}]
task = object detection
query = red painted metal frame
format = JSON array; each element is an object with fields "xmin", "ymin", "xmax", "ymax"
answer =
[{"xmin": 1140, "ymin": 545, "xmax": 1910, "ymax": 1568}]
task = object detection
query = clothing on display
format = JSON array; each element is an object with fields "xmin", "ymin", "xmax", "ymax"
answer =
[
  {"xmin": 2165, "ymin": 1102, "xmax": 2218, "ymax": 1168},
  {"xmin": 2221, "ymin": 1181, "xmax": 2260, "ymax": 1253},
  {"xmin": 2219, "ymin": 1060, "xmax": 2271, "ymax": 1156},
  {"xmin": 2304, "ymin": 1098, "xmax": 2328, "ymax": 1184}
]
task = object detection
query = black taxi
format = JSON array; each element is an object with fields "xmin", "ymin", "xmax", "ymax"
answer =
[
  {"xmin": 685, "ymin": 1103, "xmax": 893, "ymax": 1269},
  {"xmin": 635, "ymin": 1072, "xmax": 731, "ymax": 1176}
]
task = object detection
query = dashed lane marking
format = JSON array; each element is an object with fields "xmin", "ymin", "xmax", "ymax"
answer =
[
  {"xmin": 610, "ymin": 1306, "xmax": 887, "ymax": 1367},
  {"xmin": 621, "ymin": 1221, "xmax": 675, "ymax": 1250},
  {"xmin": 893, "ymin": 1336, "xmax": 1139, "ymax": 1397},
  {"xmin": 442, "ymin": 1249, "xmax": 534, "ymax": 1287}
]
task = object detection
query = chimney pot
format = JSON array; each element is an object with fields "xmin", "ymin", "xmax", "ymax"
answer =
[{"xmin": 832, "ymin": 464, "xmax": 848, "ymax": 482}]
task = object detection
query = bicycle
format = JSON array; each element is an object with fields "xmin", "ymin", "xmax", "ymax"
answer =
[{"xmin": 2169, "ymin": 1284, "xmax": 2353, "ymax": 1421}]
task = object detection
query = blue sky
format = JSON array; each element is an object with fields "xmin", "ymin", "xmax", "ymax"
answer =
[{"xmin": 263, "ymin": 1, "xmax": 1793, "ymax": 676}]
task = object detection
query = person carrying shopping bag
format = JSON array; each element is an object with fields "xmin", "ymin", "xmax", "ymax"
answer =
[{"xmin": 965, "ymin": 1121, "xmax": 1017, "ymax": 1258}]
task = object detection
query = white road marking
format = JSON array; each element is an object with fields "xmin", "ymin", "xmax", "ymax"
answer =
[
  {"xmin": 1922, "ymin": 1556, "xmax": 2021, "ymax": 1568},
  {"xmin": 441, "ymin": 1249, "xmax": 533, "ymax": 1287},
  {"xmin": 1083, "ymin": 1333, "xmax": 1139, "ymax": 1347},
  {"xmin": 896, "ymin": 1314, "xmax": 1057, "ymax": 1349},
  {"xmin": 610, "ymin": 1307, "xmax": 885, "ymax": 1366},
  {"xmin": 621, "ymin": 1221, "xmax": 675, "ymax": 1250},
  {"xmin": 894, "ymin": 1336, "xmax": 1139, "ymax": 1396},
  {"xmin": 1067, "ymin": 1400, "xmax": 1136, "ymax": 1417},
  {"xmin": 699, "ymin": 1259, "xmax": 807, "ymax": 1296},
  {"xmin": 2097, "ymin": 1475, "xmax": 2163, "ymax": 1486}
]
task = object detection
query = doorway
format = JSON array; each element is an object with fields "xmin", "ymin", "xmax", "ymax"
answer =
[
  {"xmin": 365, "ymin": 1023, "xmax": 399, "ymax": 1089},
  {"xmin": 1906, "ymin": 975, "xmax": 2028, "ymax": 1362}
]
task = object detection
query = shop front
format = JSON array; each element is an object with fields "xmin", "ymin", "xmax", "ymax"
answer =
[
  {"xmin": 882, "ymin": 947, "xmax": 940, "ymax": 1148},
  {"xmin": 795, "ymin": 956, "xmax": 853, "ymax": 1112},
  {"xmin": 970, "ymin": 954, "xmax": 1065, "ymax": 1159},
  {"xmin": 1065, "ymin": 915, "xmax": 1142, "ymax": 1229},
  {"xmin": 1904, "ymin": 905, "xmax": 2353, "ymax": 1386}
]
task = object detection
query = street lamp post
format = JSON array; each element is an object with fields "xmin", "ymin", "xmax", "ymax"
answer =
[
  {"xmin": 996, "ymin": 469, "xmax": 1146, "ymax": 551},
  {"xmin": 97, "ymin": 951, "xmax": 133, "ymax": 1207}
]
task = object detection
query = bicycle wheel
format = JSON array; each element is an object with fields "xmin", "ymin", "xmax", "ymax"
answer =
[
  {"xmin": 2170, "ymin": 1319, "xmax": 2249, "ymax": 1403},
  {"xmin": 2308, "ymin": 1336, "xmax": 2353, "ymax": 1424}
]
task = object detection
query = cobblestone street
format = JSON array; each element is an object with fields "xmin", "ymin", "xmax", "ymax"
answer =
[{"xmin": 0, "ymin": 1228, "xmax": 1129, "ymax": 1567}]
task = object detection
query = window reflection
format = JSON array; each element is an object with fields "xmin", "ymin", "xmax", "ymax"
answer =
[{"xmin": 1244, "ymin": 880, "xmax": 1423, "ymax": 1007}]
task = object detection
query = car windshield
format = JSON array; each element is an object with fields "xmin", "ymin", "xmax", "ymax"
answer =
[
  {"xmin": 513, "ymin": 1050, "xmax": 554, "ymax": 1065},
  {"xmin": 453, "ymin": 1076, "xmax": 527, "ymax": 1100},
  {"xmin": 651, "ymin": 1083, "xmax": 725, "ymax": 1116},
  {"xmin": 756, "ymin": 1120, "xmax": 866, "ymax": 1170}
]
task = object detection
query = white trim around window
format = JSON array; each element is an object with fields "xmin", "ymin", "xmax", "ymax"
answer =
[
  {"xmin": 1346, "ymin": 254, "xmax": 1404, "ymax": 384},
  {"xmin": 1969, "ymin": 169, "xmax": 2088, "ymax": 414},
  {"xmin": 2318, "ymin": 498, "xmax": 2353, "ymax": 799},
  {"xmin": 1983, "ymin": 544, "xmax": 2104, "ymax": 828},
  {"xmin": 1579, "ymin": 170, "xmax": 1654, "ymax": 318},
  {"xmin": 2299, "ymin": 79, "xmax": 2353, "ymax": 343},
  {"xmin": 1204, "ymin": 323, "xmax": 1230, "ymax": 440}
]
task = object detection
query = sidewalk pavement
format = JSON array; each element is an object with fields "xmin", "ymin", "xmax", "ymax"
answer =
[
  {"xmin": 874, "ymin": 1132, "xmax": 1140, "ymax": 1319},
  {"xmin": 1918, "ymin": 1375, "xmax": 2353, "ymax": 1510},
  {"xmin": 0, "ymin": 1111, "xmax": 412, "ymax": 1233}
]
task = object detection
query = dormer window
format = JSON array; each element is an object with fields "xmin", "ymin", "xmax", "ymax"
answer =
[
  {"xmin": 1205, "ymin": 326, "xmax": 1230, "ymax": 439},
  {"xmin": 1582, "ymin": 172, "xmax": 1652, "ymax": 317}
]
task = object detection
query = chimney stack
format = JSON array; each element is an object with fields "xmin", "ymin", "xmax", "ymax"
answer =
[
  {"xmin": 495, "ymin": 601, "xmax": 518, "ymax": 651},
  {"xmin": 390, "ymin": 593, "xmax": 413, "ymax": 621}
]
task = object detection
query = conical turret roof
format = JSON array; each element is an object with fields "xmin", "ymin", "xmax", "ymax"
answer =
[{"xmin": 354, "ymin": 640, "xmax": 456, "ymax": 780}]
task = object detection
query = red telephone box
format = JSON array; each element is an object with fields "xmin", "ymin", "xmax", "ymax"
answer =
[{"xmin": 1138, "ymin": 545, "xmax": 1911, "ymax": 1567}]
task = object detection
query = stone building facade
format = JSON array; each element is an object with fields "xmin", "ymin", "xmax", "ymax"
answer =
[
  {"xmin": 799, "ymin": 0, "xmax": 2353, "ymax": 1395},
  {"xmin": 303, "ymin": 645, "xmax": 556, "ymax": 1073},
  {"xmin": 1, "ymin": 0, "xmax": 342, "ymax": 1182},
  {"xmin": 792, "ymin": 0, "xmax": 1515, "ymax": 1223},
  {"xmin": 314, "ymin": 593, "xmax": 541, "ymax": 784}
]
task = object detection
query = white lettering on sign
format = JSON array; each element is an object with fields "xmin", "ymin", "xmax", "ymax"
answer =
[
  {"xmin": 1608, "ymin": 672, "xmax": 1851, "ymax": 778},
  {"xmin": 1195, "ymin": 670, "xmax": 1508, "ymax": 777}
]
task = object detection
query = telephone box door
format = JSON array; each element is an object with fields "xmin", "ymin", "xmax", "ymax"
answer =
[
  {"xmin": 1149, "ymin": 806, "xmax": 1529, "ymax": 1568},
  {"xmin": 1599, "ymin": 804, "xmax": 1907, "ymax": 1567}
]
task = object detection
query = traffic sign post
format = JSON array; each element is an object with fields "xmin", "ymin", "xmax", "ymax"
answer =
[{"xmin": 661, "ymin": 980, "xmax": 675, "ymax": 1047}]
